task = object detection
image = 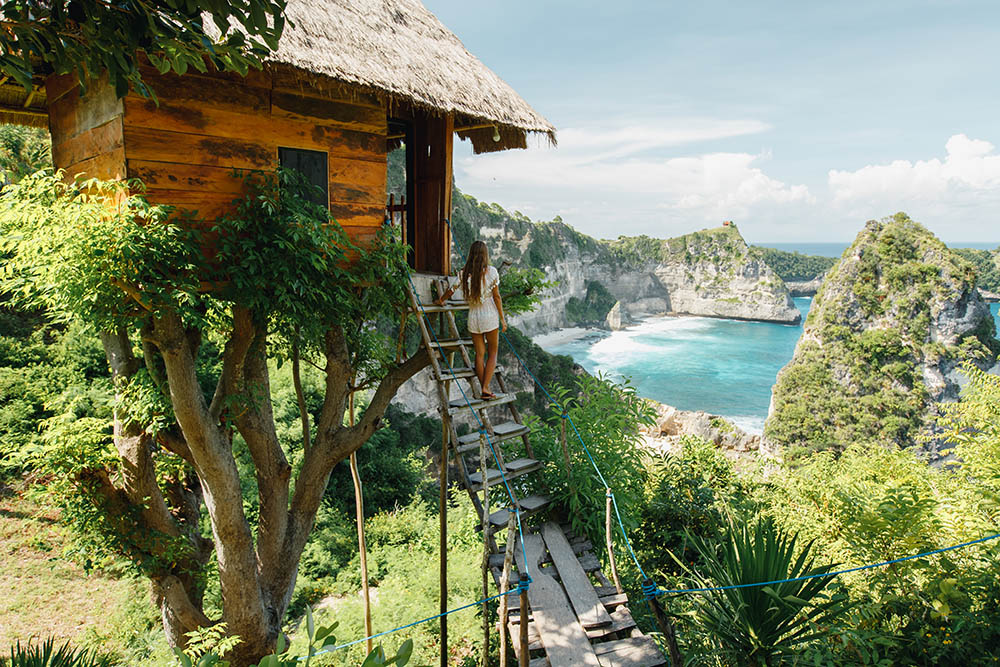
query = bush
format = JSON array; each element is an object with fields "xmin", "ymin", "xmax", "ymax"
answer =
[
  {"xmin": 681, "ymin": 517, "xmax": 850, "ymax": 666},
  {"xmin": 511, "ymin": 374, "xmax": 654, "ymax": 552},
  {"xmin": 2, "ymin": 638, "xmax": 112, "ymax": 667}
]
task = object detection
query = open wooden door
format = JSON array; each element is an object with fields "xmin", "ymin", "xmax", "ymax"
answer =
[{"xmin": 404, "ymin": 112, "xmax": 453, "ymax": 275}]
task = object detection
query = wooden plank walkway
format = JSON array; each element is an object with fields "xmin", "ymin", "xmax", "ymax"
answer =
[
  {"xmin": 516, "ymin": 533, "xmax": 601, "ymax": 667},
  {"xmin": 542, "ymin": 522, "xmax": 613, "ymax": 629}
]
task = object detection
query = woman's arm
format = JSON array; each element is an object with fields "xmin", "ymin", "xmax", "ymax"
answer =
[
  {"xmin": 492, "ymin": 285, "xmax": 507, "ymax": 332},
  {"xmin": 434, "ymin": 284, "xmax": 456, "ymax": 306}
]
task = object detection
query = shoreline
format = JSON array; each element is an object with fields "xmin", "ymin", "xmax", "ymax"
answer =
[{"xmin": 530, "ymin": 310, "xmax": 796, "ymax": 436}]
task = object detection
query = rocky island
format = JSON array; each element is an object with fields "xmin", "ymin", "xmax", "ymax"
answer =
[
  {"xmin": 765, "ymin": 213, "xmax": 1000, "ymax": 454},
  {"xmin": 447, "ymin": 191, "xmax": 800, "ymax": 334}
]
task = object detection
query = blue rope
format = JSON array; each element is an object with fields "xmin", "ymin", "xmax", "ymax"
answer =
[
  {"xmin": 305, "ymin": 530, "xmax": 1000, "ymax": 658},
  {"xmin": 306, "ymin": 588, "xmax": 517, "ymax": 659},
  {"xmin": 649, "ymin": 531, "xmax": 1000, "ymax": 596},
  {"xmin": 406, "ymin": 273, "xmax": 531, "ymax": 580}
]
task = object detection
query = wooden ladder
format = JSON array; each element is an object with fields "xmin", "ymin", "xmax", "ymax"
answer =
[{"xmin": 405, "ymin": 273, "xmax": 665, "ymax": 667}]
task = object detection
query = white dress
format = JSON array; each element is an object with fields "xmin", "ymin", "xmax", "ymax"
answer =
[{"xmin": 453, "ymin": 265, "xmax": 500, "ymax": 334}]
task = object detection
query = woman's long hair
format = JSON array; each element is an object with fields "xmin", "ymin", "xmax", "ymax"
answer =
[{"xmin": 461, "ymin": 241, "xmax": 489, "ymax": 304}]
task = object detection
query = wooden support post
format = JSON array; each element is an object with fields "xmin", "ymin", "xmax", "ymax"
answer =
[
  {"xmin": 605, "ymin": 492, "xmax": 623, "ymax": 595},
  {"xmin": 348, "ymin": 390, "xmax": 373, "ymax": 654},
  {"xmin": 518, "ymin": 577, "xmax": 529, "ymax": 667},
  {"xmin": 498, "ymin": 514, "xmax": 516, "ymax": 667},
  {"xmin": 480, "ymin": 432, "xmax": 490, "ymax": 667},
  {"xmin": 645, "ymin": 583, "xmax": 683, "ymax": 667},
  {"xmin": 559, "ymin": 416, "xmax": 571, "ymax": 473},
  {"xmin": 440, "ymin": 410, "xmax": 450, "ymax": 667}
]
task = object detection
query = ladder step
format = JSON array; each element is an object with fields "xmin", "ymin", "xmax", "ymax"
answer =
[
  {"xmin": 433, "ymin": 365, "xmax": 506, "ymax": 382},
  {"xmin": 427, "ymin": 338, "xmax": 472, "ymax": 351},
  {"xmin": 468, "ymin": 458, "xmax": 542, "ymax": 490},
  {"xmin": 489, "ymin": 494, "xmax": 551, "ymax": 527},
  {"xmin": 456, "ymin": 421, "xmax": 530, "ymax": 452},
  {"xmin": 448, "ymin": 392, "xmax": 515, "ymax": 415},
  {"xmin": 411, "ymin": 300, "xmax": 469, "ymax": 314},
  {"xmin": 435, "ymin": 367, "xmax": 476, "ymax": 380}
]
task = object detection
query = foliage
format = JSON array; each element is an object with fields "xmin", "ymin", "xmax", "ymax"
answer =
[
  {"xmin": 753, "ymin": 246, "xmax": 838, "ymax": 282},
  {"xmin": 634, "ymin": 436, "xmax": 751, "ymax": 581},
  {"xmin": 939, "ymin": 364, "xmax": 1000, "ymax": 507},
  {"xmin": 952, "ymin": 247, "xmax": 1000, "ymax": 293},
  {"xmin": 499, "ymin": 266, "xmax": 553, "ymax": 317},
  {"xmin": 682, "ymin": 517, "xmax": 850, "ymax": 666},
  {"xmin": 513, "ymin": 374, "xmax": 655, "ymax": 550},
  {"xmin": 761, "ymin": 437, "xmax": 1000, "ymax": 664},
  {"xmin": 0, "ymin": 0, "xmax": 285, "ymax": 98},
  {"xmin": 2, "ymin": 638, "xmax": 112, "ymax": 667},
  {"xmin": 564, "ymin": 280, "xmax": 615, "ymax": 325},
  {"xmin": 0, "ymin": 166, "xmax": 423, "ymax": 661},
  {"xmin": 0, "ymin": 125, "xmax": 51, "ymax": 182},
  {"xmin": 498, "ymin": 326, "xmax": 579, "ymax": 417}
]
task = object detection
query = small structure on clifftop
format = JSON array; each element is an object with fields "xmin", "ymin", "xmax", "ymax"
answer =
[{"xmin": 1, "ymin": 0, "xmax": 555, "ymax": 276}]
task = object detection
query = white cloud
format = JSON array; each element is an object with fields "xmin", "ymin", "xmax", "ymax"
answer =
[
  {"xmin": 454, "ymin": 119, "xmax": 813, "ymax": 238},
  {"xmin": 829, "ymin": 134, "xmax": 1000, "ymax": 201}
]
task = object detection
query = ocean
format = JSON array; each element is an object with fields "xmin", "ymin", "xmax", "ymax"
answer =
[{"xmin": 537, "ymin": 300, "xmax": 1000, "ymax": 435}]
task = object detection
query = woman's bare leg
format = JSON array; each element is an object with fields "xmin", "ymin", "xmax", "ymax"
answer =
[
  {"xmin": 482, "ymin": 328, "xmax": 500, "ymax": 396},
  {"xmin": 471, "ymin": 332, "xmax": 487, "ymax": 396}
]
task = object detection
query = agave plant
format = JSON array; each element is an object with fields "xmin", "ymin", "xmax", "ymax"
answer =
[
  {"xmin": 4, "ymin": 638, "xmax": 112, "ymax": 667},
  {"xmin": 683, "ymin": 517, "xmax": 850, "ymax": 666}
]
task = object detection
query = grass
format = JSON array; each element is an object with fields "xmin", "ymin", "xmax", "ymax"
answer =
[{"xmin": 0, "ymin": 480, "xmax": 134, "ymax": 650}]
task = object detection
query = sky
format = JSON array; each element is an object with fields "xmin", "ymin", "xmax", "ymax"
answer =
[{"xmin": 424, "ymin": 0, "xmax": 1000, "ymax": 245}]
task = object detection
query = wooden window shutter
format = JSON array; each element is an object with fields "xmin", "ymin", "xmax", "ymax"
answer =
[{"xmin": 407, "ymin": 114, "xmax": 453, "ymax": 274}]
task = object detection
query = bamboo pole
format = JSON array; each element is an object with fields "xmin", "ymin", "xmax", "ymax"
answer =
[
  {"xmin": 440, "ymin": 407, "xmax": 450, "ymax": 667},
  {"xmin": 645, "ymin": 584, "xmax": 683, "ymax": 667},
  {"xmin": 605, "ymin": 492, "xmax": 623, "ymax": 594},
  {"xmin": 559, "ymin": 415, "xmax": 571, "ymax": 473},
  {"xmin": 480, "ymin": 433, "xmax": 490, "ymax": 666},
  {"xmin": 348, "ymin": 390, "xmax": 373, "ymax": 655},
  {"xmin": 518, "ymin": 579, "xmax": 529, "ymax": 667},
  {"xmin": 497, "ymin": 513, "xmax": 516, "ymax": 667}
]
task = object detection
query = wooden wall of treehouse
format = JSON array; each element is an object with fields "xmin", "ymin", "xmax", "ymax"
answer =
[{"xmin": 45, "ymin": 66, "xmax": 389, "ymax": 246}]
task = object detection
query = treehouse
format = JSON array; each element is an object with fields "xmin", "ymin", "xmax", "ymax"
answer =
[{"xmin": 5, "ymin": 0, "xmax": 555, "ymax": 275}]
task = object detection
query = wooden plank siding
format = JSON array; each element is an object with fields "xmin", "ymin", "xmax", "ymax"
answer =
[
  {"xmin": 48, "ymin": 67, "xmax": 390, "ymax": 247},
  {"xmin": 122, "ymin": 68, "xmax": 388, "ymax": 242},
  {"xmin": 45, "ymin": 75, "xmax": 126, "ymax": 180}
]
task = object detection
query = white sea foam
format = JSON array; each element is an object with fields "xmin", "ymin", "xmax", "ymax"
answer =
[
  {"xmin": 726, "ymin": 415, "xmax": 765, "ymax": 435},
  {"xmin": 532, "ymin": 327, "xmax": 593, "ymax": 348},
  {"xmin": 588, "ymin": 316, "xmax": 714, "ymax": 366}
]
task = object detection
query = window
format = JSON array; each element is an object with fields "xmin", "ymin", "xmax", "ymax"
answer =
[{"xmin": 278, "ymin": 147, "xmax": 329, "ymax": 208}]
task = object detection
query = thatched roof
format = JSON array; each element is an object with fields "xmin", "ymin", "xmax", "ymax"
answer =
[
  {"xmin": 268, "ymin": 0, "xmax": 556, "ymax": 153},
  {"xmin": 0, "ymin": 80, "xmax": 48, "ymax": 128}
]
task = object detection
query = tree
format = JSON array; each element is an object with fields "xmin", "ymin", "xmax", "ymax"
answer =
[
  {"xmin": 0, "ymin": 124, "xmax": 52, "ymax": 181},
  {"xmin": 0, "ymin": 169, "xmax": 429, "ymax": 666},
  {"xmin": 0, "ymin": 0, "xmax": 286, "ymax": 97}
]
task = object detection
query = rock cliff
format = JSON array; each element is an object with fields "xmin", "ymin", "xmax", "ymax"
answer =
[
  {"xmin": 448, "ymin": 193, "xmax": 800, "ymax": 334},
  {"xmin": 765, "ymin": 213, "xmax": 999, "ymax": 454}
]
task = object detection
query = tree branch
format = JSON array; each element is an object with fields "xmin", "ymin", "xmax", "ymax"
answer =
[
  {"xmin": 291, "ymin": 339, "xmax": 311, "ymax": 452},
  {"xmin": 270, "ymin": 345, "xmax": 429, "ymax": 605}
]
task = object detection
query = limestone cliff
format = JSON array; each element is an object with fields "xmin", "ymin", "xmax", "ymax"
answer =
[
  {"xmin": 765, "ymin": 213, "xmax": 999, "ymax": 454},
  {"xmin": 448, "ymin": 192, "xmax": 800, "ymax": 334}
]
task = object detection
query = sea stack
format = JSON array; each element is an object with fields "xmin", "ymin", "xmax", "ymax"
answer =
[{"xmin": 765, "ymin": 213, "xmax": 999, "ymax": 454}]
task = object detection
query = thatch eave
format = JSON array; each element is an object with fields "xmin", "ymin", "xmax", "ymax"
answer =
[{"xmin": 262, "ymin": 0, "xmax": 556, "ymax": 151}]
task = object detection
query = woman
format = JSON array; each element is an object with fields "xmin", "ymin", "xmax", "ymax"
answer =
[{"xmin": 434, "ymin": 241, "xmax": 507, "ymax": 399}]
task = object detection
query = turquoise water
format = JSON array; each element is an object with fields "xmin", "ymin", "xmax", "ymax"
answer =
[{"xmin": 540, "ymin": 300, "xmax": 1000, "ymax": 434}]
